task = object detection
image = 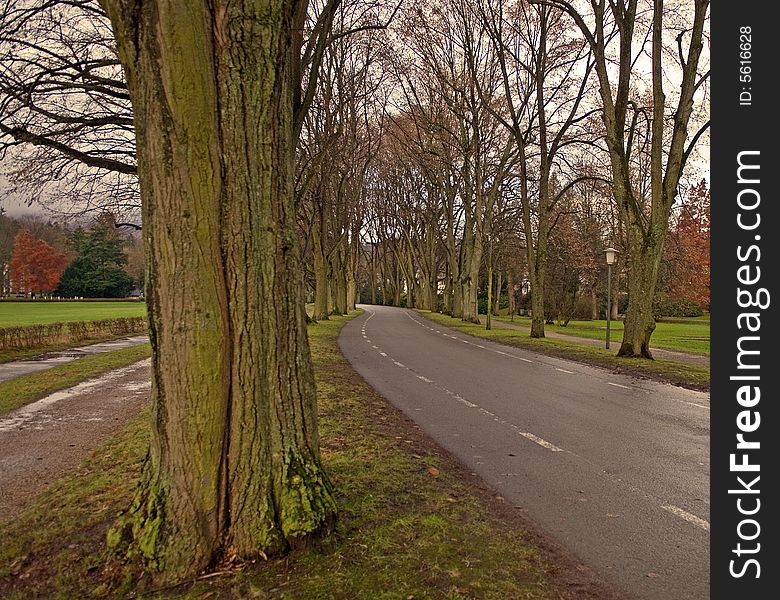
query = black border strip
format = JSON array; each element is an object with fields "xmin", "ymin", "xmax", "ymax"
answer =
[{"xmin": 711, "ymin": 3, "xmax": 777, "ymax": 598}]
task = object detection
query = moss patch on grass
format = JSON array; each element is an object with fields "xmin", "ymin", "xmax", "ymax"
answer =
[
  {"xmin": 421, "ymin": 311, "xmax": 709, "ymax": 392},
  {"xmin": 0, "ymin": 312, "xmax": 622, "ymax": 600},
  {"xmin": 0, "ymin": 343, "xmax": 152, "ymax": 415}
]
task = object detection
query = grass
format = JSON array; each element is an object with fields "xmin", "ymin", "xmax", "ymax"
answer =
[
  {"xmin": 0, "ymin": 343, "xmax": 152, "ymax": 415},
  {"xmin": 492, "ymin": 314, "xmax": 710, "ymax": 355},
  {"xmin": 0, "ymin": 301, "xmax": 146, "ymax": 327},
  {"xmin": 0, "ymin": 312, "xmax": 616, "ymax": 600},
  {"xmin": 420, "ymin": 311, "xmax": 709, "ymax": 391}
]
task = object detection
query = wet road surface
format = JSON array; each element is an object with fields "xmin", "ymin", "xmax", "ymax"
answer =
[{"xmin": 339, "ymin": 305, "xmax": 709, "ymax": 600}]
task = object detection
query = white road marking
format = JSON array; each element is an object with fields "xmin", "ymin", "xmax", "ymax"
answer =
[
  {"xmin": 607, "ymin": 382, "xmax": 631, "ymax": 389},
  {"xmin": 686, "ymin": 402, "xmax": 710, "ymax": 410},
  {"xmin": 518, "ymin": 357, "xmax": 533, "ymax": 363},
  {"xmin": 556, "ymin": 368, "xmax": 574, "ymax": 374},
  {"xmin": 515, "ymin": 431, "xmax": 564, "ymax": 452},
  {"xmin": 371, "ymin": 324, "xmax": 564, "ymax": 454},
  {"xmin": 662, "ymin": 505, "xmax": 710, "ymax": 531}
]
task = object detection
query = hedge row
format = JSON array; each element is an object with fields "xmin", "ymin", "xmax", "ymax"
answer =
[{"xmin": 0, "ymin": 317, "xmax": 148, "ymax": 351}]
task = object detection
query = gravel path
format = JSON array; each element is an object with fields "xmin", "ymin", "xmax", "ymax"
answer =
[{"xmin": 0, "ymin": 359, "xmax": 151, "ymax": 522}]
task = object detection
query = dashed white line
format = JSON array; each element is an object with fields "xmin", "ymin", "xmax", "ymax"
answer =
[
  {"xmin": 662, "ymin": 505, "xmax": 710, "ymax": 531},
  {"xmin": 556, "ymin": 368, "xmax": 574, "ymax": 374},
  {"xmin": 607, "ymin": 382, "xmax": 631, "ymax": 389},
  {"xmin": 379, "ymin": 352, "xmax": 387, "ymax": 357},
  {"xmin": 515, "ymin": 431, "xmax": 564, "ymax": 452},
  {"xmin": 518, "ymin": 357, "xmax": 533, "ymax": 363},
  {"xmin": 393, "ymin": 361, "xmax": 406, "ymax": 368}
]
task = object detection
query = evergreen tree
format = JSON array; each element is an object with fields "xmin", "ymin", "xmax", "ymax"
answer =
[{"xmin": 57, "ymin": 226, "xmax": 133, "ymax": 298}]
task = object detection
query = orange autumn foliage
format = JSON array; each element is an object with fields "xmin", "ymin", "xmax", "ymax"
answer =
[
  {"xmin": 9, "ymin": 229, "xmax": 69, "ymax": 294},
  {"xmin": 667, "ymin": 181, "xmax": 710, "ymax": 309}
]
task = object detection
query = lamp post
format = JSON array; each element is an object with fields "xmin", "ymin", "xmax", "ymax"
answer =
[{"xmin": 605, "ymin": 248, "xmax": 618, "ymax": 349}]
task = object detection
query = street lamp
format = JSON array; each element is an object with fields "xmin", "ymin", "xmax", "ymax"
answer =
[{"xmin": 605, "ymin": 248, "xmax": 618, "ymax": 349}]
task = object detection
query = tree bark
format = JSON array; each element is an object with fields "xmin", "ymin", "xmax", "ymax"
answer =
[
  {"xmin": 101, "ymin": 0, "xmax": 336, "ymax": 581},
  {"xmin": 312, "ymin": 206, "xmax": 330, "ymax": 320}
]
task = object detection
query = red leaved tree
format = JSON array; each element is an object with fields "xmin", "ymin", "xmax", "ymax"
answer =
[
  {"xmin": 666, "ymin": 181, "xmax": 710, "ymax": 309},
  {"xmin": 9, "ymin": 229, "xmax": 69, "ymax": 294}
]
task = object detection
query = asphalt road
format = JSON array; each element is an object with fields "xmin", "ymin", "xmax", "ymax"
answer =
[{"xmin": 339, "ymin": 305, "xmax": 709, "ymax": 600}]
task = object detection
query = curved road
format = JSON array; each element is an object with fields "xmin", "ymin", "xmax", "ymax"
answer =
[{"xmin": 339, "ymin": 305, "xmax": 709, "ymax": 600}]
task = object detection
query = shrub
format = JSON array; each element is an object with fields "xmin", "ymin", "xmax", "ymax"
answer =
[
  {"xmin": 653, "ymin": 298, "xmax": 704, "ymax": 318},
  {"xmin": 0, "ymin": 317, "xmax": 147, "ymax": 351}
]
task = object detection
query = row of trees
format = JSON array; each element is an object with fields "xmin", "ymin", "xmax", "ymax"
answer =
[
  {"xmin": 2, "ymin": 212, "xmax": 141, "ymax": 297},
  {"xmin": 296, "ymin": 0, "xmax": 709, "ymax": 354},
  {"xmin": 1, "ymin": 0, "xmax": 709, "ymax": 584}
]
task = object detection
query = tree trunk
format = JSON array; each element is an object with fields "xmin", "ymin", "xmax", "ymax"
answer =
[
  {"xmin": 492, "ymin": 270, "xmax": 502, "ymax": 316},
  {"xmin": 486, "ymin": 265, "xmax": 492, "ymax": 330},
  {"xmin": 312, "ymin": 211, "xmax": 329, "ymax": 321},
  {"xmin": 102, "ymin": 0, "xmax": 336, "ymax": 581},
  {"xmin": 330, "ymin": 247, "xmax": 347, "ymax": 315},
  {"xmin": 618, "ymin": 227, "xmax": 665, "ymax": 358},
  {"xmin": 590, "ymin": 288, "xmax": 599, "ymax": 320},
  {"xmin": 507, "ymin": 270, "xmax": 515, "ymax": 319}
]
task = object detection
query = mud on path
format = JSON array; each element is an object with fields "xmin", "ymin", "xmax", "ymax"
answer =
[{"xmin": 0, "ymin": 360, "xmax": 151, "ymax": 522}]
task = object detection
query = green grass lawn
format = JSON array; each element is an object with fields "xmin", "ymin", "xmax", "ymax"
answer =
[
  {"xmin": 0, "ymin": 301, "xmax": 147, "ymax": 327},
  {"xmin": 494, "ymin": 314, "xmax": 710, "ymax": 355},
  {"xmin": 422, "ymin": 311, "xmax": 709, "ymax": 391}
]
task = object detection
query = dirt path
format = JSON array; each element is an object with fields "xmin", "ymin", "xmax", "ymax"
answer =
[
  {"xmin": 0, "ymin": 359, "xmax": 150, "ymax": 522},
  {"xmin": 0, "ymin": 335, "xmax": 150, "ymax": 383}
]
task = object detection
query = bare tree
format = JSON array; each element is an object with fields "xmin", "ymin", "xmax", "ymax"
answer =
[
  {"xmin": 533, "ymin": 0, "xmax": 710, "ymax": 357},
  {"xmin": 0, "ymin": 0, "xmax": 139, "ymax": 222}
]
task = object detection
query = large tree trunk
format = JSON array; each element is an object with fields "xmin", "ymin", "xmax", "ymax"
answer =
[
  {"xmin": 102, "ymin": 0, "xmax": 336, "ymax": 582},
  {"xmin": 618, "ymin": 223, "xmax": 666, "ymax": 358}
]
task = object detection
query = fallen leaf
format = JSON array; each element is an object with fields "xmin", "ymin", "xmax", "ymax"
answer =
[{"xmin": 428, "ymin": 467, "xmax": 440, "ymax": 477}]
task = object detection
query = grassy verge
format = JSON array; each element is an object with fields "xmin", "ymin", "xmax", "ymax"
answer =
[
  {"xmin": 0, "ymin": 312, "xmax": 618, "ymax": 600},
  {"xmin": 0, "ymin": 343, "xmax": 152, "ymax": 415},
  {"xmin": 490, "ymin": 315, "xmax": 709, "ymax": 355},
  {"xmin": 421, "ymin": 311, "xmax": 709, "ymax": 391},
  {"xmin": 0, "ymin": 333, "xmax": 147, "ymax": 364}
]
